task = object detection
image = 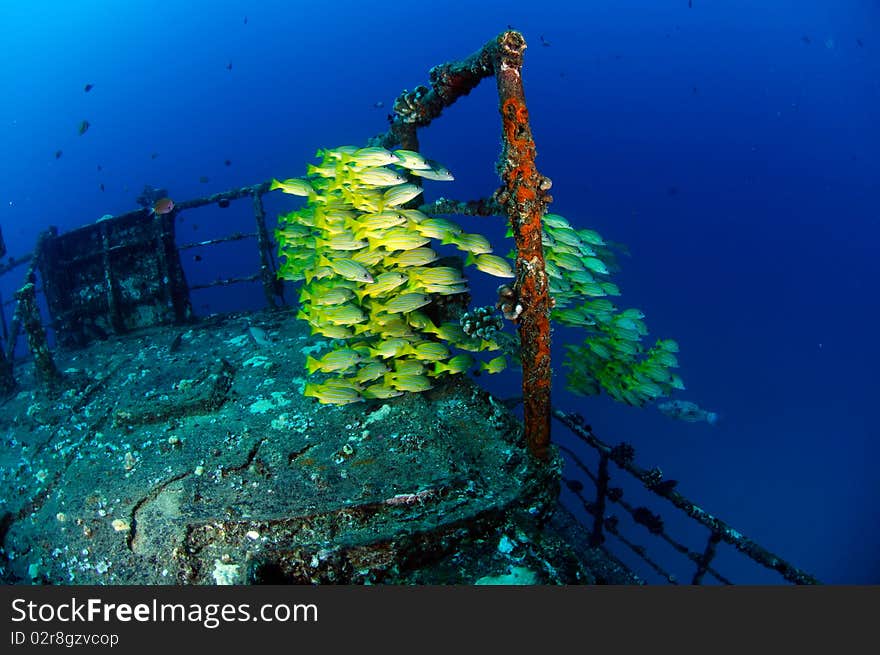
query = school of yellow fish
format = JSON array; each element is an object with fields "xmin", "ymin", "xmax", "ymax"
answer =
[
  {"xmin": 523, "ymin": 213, "xmax": 685, "ymax": 406},
  {"xmin": 272, "ymin": 145, "xmax": 509, "ymax": 405}
]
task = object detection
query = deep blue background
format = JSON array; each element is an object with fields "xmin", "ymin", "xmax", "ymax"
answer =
[{"xmin": 1, "ymin": 1, "xmax": 877, "ymax": 584}]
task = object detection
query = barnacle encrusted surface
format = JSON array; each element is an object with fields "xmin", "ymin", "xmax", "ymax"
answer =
[{"xmin": 0, "ymin": 310, "xmax": 633, "ymax": 585}]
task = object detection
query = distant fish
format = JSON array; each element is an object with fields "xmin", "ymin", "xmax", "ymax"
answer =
[
  {"xmin": 84, "ymin": 83, "xmax": 94, "ymax": 92},
  {"xmin": 373, "ymin": 100, "xmax": 384, "ymax": 109},
  {"xmin": 226, "ymin": 60, "xmax": 232, "ymax": 71},
  {"xmin": 657, "ymin": 399, "xmax": 718, "ymax": 425},
  {"xmin": 54, "ymin": 149, "xmax": 62, "ymax": 159},
  {"xmin": 150, "ymin": 152, "xmax": 159, "ymax": 160},
  {"xmin": 199, "ymin": 176, "xmax": 209, "ymax": 183},
  {"xmin": 857, "ymin": 38, "xmax": 864, "ymax": 47},
  {"xmin": 99, "ymin": 183, "xmax": 105, "ymax": 192},
  {"xmin": 194, "ymin": 254, "xmax": 202, "ymax": 262},
  {"xmin": 801, "ymin": 35, "xmax": 811, "ymax": 45},
  {"xmin": 78, "ymin": 120, "xmax": 90, "ymax": 135},
  {"xmin": 243, "ymin": 16, "xmax": 248, "ymax": 24},
  {"xmin": 224, "ymin": 159, "xmax": 232, "ymax": 166},
  {"xmin": 96, "ymin": 164, "xmax": 102, "ymax": 171},
  {"xmin": 688, "ymin": 0, "xmax": 692, "ymax": 8},
  {"xmin": 540, "ymin": 34, "xmax": 551, "ymax": 47},
  {"xmin": 150, "ymin": 197, "xmax": 175, "ymax": 215}
]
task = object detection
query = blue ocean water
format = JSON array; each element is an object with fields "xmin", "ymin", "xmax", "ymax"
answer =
[{"xmin": 0, "ymin": 0, "xmax": 877, "ymax": 584}]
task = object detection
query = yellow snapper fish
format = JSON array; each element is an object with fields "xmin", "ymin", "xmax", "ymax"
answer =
[
  {"xmin": 344, "ymin": 146, "xmax": 400, "ymax": 167},
  {"xmin": 317, "ymin": 145, "xmax": 359, "ymax": 160},
  {"xmin": 383, "ymin": 247, "xmax": 439, "ymax": 268},
  {"xmin": 542, "ymin": 213, "xmax": 572, "ymax": 230},
  {"xmin": 314, "ymin": 302, "xmax": 368, "ymax": 326},
  {"xmin": 398, "ymin": 208, "xmax": 430, "ymax": 223},
  {"xmin": 305, "ymin": 348, "xmax": 364, "ymax": 374},
  {"xmin": 582, "ymin": 257, "xmax": 610, "ymax": 275},
  {"xmin": 317, "ymin": 255, "xmax": 374, "ymax": 283},
  {"xmin": 394, "ymin": 359, "xmax": 426, "ymax": 376},
  {"xmin": 466, "ymin": 253, "xmax": 515, "ymax": 278},
  {"xmin": 368, "ymin": 338, "xmax": 412, "ymax": 359},
  {"xmin": 407, "ymin": 341, "xmax": 451, "ymax": 361},
  {"xmin": 361, "ymin": 382, "xmax": 405, "ymax": 399},
  {"xmin": 412, "ymin": 217, "xmax": 463, "ymax": 241},
  {"xmin": 315, "ymin": 234, "xmax": 368, "ymax": 251},
  {"xmin": 384, "ymin": 372, "xmax": 433, "ymax": 393},
  {"xmin": 382, "ymin": 183, "xmax": 423, "ymax": 208},
  {"xmin": 351, "ymin": 167, "xmax": 408, "ymax": 187},
  {"xmin": 444, "ymin": 231, "xmax": 492, "ymax": 255},
  {"xmin": 311, "ymin": 323, "xmax": 356, "ymax": 340},
  {"xmin": 350, "ymin": 248, "xmax": 388, "ymax": 267},
  {"xmin": 577, "ymin": 228, "xmax": 606, "ymax": 246},
  {"xmin": 269, "ymin": 177, "xmax": 313, "ymax": 197},
  {"xmin": 432, "ymin": 353, "xmax": 475, "ymax": 376},
  {"xmin": 306, "ymin": 162, "xmax": 338, "ymax": 178},
  {"xmin": 354, "ymin": 361, "xmax": 390, "ymax": 383},
  {"xmin": 374, "ymin": 293, "xmax": 432, "ymax": 315},
  {"xmin": 299, "ymin": 285, "xmax": 355, "ymax": 306},
  {"xmin": 304, "ymin": 381, "xmax": 363, "ymax": 405},
  {"xmin": 416, "ymin": 282, "xmax": 468, "ymax": 296},
  {"xmin": 481, "ymin": 355, "xmax": 507, "ymax": 374},
  {"xmin": 392, "ymin": 149, "xmax": 432, "ymax": 170},
  {"xmin": 406, "ymin": 310, "xmax": 438, "ymax": 332},
  {"xmin": 549, "ymin": 251, "xmax": 587, "ymax": 272},
  {"xmin": 409, "ymin": 159, "xmax": 454, "ymax": 181},
  {"xmin": 407, "ymin": 266, "xmax": 466, "ymax": 287},
  {"xmin": 348, "ymin": 211, "xmax": 407, "ymax": 237},
  {"xmin": 369, "ymin": 227, "xmax": 430, "ymax": 252},
  {"xmin": 356, "ymin": 271, "xmax": 408, "ymax": 300},
  {"xmin": 432, "ymin": 322, "xmax": 467, "ymax": 343},
  {"xmin": 368, "ymin": 317, "xmax": 413, "ymax": 339}
]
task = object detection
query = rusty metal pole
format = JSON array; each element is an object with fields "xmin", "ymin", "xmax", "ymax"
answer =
[
  {"xmin": 15, "ymin": 279, "xmax": 61, "ymax": 393},
  {"xmin": 493, "ymin": 31, "xmax": 553, "ymax": 460}
]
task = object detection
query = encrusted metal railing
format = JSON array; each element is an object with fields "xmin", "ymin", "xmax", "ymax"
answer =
[
  {"xmin": 553, "ymin": 408, "xmax": 821, "ymax": 585},
  {"xmin": 0, "ymin": 182, "xmax": 283, "ymax": 391}
]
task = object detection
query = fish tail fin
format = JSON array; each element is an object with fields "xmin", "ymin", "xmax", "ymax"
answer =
[{"xmin": 305, "ymin": 355, "xmax": 321, "ymax": 375}]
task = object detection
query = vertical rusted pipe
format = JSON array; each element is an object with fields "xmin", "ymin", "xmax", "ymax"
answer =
[{"xmin": 493, "ymin": 31, "xmax": 553, "ymax": 459}]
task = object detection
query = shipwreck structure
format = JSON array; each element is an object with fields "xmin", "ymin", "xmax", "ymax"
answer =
[{"xmin": 0, "ymin": 31, "xmax": 818, "ymax": 585}]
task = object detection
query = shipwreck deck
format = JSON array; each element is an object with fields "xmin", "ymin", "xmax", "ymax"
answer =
[{"xmin": 0, "ymin": 309, "xmax": 637, "ymax": 585}]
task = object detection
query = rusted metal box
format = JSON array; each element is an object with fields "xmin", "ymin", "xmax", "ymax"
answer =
[{"xmin": 38, "ymin": 212, "xmax": 193, "ymax": 348}]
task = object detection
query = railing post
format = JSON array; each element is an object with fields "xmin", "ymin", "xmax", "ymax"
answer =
[
  {"xmin": 252, "ymin": 191, "xmax": 280, "ymax": 309},
  {"xmin": 0, "ymin": 307, "xmax": 13, "ymax": 393},
  {"xmin": 493, "ymin": 31, "xmax": 553, "ymax": 460},
  {"xmin": 590, "ymin": 453, "xmax": 610, "ymax": 547},
  {"xmin": 692, "ymin": 530, "xmax": 722, "ymax": 585},
  {"xmin": 15, "ymin": 279, "xmax": 61, "ymax": 394}
]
